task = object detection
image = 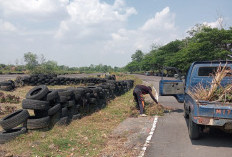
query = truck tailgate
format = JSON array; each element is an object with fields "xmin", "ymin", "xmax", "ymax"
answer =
[{"xmin": 198, "ymin": 102, "xmax": 232, "ymax": 119}]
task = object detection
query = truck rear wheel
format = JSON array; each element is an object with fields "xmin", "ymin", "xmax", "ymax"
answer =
[
  {"xmin": 188, "ymin": 113, "xmax": 200, "ymax": 140},
  {"xmin": 184, "ymin": 103, "xmax": 189, "ymax": 118}
]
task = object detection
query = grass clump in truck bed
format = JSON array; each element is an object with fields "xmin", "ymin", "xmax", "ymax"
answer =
[{"xmin": 189, "ymin": 64, "xmax": 232, "ymax": 102}]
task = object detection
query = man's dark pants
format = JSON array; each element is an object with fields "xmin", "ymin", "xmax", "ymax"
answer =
[{"xmin": 133, "ymin": 88, "xmax": 145, "ymax": 114}]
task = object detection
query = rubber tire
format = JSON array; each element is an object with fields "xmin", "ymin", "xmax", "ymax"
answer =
[
  {"xmin": 48, "ymin": 104, "xmax": 61, "ymax": 116},
  {"xmin": 22, "ymin": 99, "xmax": 49, "ymax": 110},
  {"xmin": 58, "ymin": 96, "xmax": 69, "ymax": 103},
  {"xmin": 0, "ymin": 109, "xmax": 29, "ymax": 131},
  {"xmin": 72, "ymin": 114, "xmax": 81, "ymax": 120},
  {"xmin": 0, "ymin": 85, "xmax": 14, "ymax": 91},
  {"xmin": 89, "ymin": 98, "xmax": 97, "ymax": 104},
  {"xmin": 26, "ymin": 85, "xmax": 49, "ymax": 100},
  {"xmin": 27, "ymin": 116, "xmax": 50, "ymax": 130},
  {"xmin": 74, "ymin": 93, "xmax": 82, "ymax": 101},
  {"xmin": 58, "ymin": 90, "xmax": 73, "ymax": 97},
  {"xmin": 184, "ymin": 103, "xmax": 189, "ymax": 118},
  {"xmin": 34, "ymin": 110, "xmax": 48, "ymax": 118},
  {"xmin": 67, "ymin": 100, "xmax": 75, "ymax": 107},
  {"xmin": 56, "ymin": 116, "xmax": 68, "ymax": 126},
  {"xmin": 61, "ymin": 107, "xmax": 68, "ymax": 117},
  {"xmin": 0, "ymin": 127, "xmax": 27, "ymax": 144},
  {"xmin": 188, "ymin": 113, "xmax": 200, "ymax": 140},
  {"xmin": 47, "ymin": 90, "xmax": 58, "ymax": 101},
  {"xmin": 0, "ymin": 80, "xmax": 13, "ymax": 86},
  {"xmin": 50, "ymin": 112, "xmax": 61, "ymax": 127}
]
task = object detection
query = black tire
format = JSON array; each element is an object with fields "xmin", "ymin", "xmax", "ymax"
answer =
[
  {"xmin": 56, "ymin": 116, "xmax": 68, "ymax": 126},
  {"xmin": 0, "ymin": 80, "xmax": 13, "ymax": 86},
  {"xmin": 22, "ymin": 99, "xmax": 49, "ymax": 110},
  {"xmin": 46, "ymin": 90, "xmax": 58, "ymax": 101},
  {"xmin": 58, "ymin": 96, "xmax": 69, "ymax": 103},
  {"xmin": 72, "ymin": 114, "xmax": 81, "ymax": 120},
  {"xmin": 50, "ymin": 112, "xmax": 61, "ymax": 127},
  {"xmin": 0, "ymin": 127, "xmax": 27, "ymax": 144},
  {"xmin": 0, "ymin": 109, "xmax": 29, "ymax": 131},
  {"xmin": 0, "ymin": 85, "xmax": 14, "ymax": 91},
  {"xmin": 48, "ymin": 104, "xmax": 61, "ymax": 116},
  {"xmin": 27, "ymin": 116, "xmax": 50, "ymax": 130},
  {"xmin": 184, "ymin": 103, "xmax": 189, "ymax": 118},
  {"xmin": 188, "ymin": 113, "xmax": 200, "ymax": 140},
  {"xmin": 74, "ymin": 93, "xmax": 82, "ymax": 101},
  {"xmin": 61, "ymin": 107, "xmax": 68, "ymax": 117},
  {"xmin": 26, "ymin": 85, "xmax": 49, "ymax": 100},
  {"xmin": 58, "ymin": 90, "xmax": 73, "ymax": 97},
  {"xmin": 89, "ymin": 98, "xmax": 97, "ymax": 104},
  {"xmin": 67, "ymin": 100, "xmax": 75, "ymax": 107},
  {"xmin": 34, "ymin": 110, "xmax": 48, "ymax": 118}
]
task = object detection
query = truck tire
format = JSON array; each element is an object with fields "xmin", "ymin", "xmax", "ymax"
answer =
[
  {"xmin": 26, "ymin": 85, "xmax": 49, "ymax": 100},
  {"xmin": 56, "ymin": 116, "xmax": 68, "ymax": 126},
  {"xmin": 0, "ymin": 127, "xmax": 27, "ymax": 144},
  {"xmin": 188, "ymin": 113, "xmax": 200, "ymax": 140},
  {"xmin": 0, "ymin": 109, "xmax": 29, "ymax": 131},
  {"xmin": 27, "ymin": 116, "xmax": 50, "ymax": 130},
  {"xmin": 48, "ymin": 103, "xmax": 61, "ymax": 116},
  {"xmin": 46, "ymin": 90, "xmax": 58, "ymax": 101},
  {"xmin": 34, "ymin": 110, "xmax": 48, "ymax": 118},
  {"xmin": 184, "ymin": 103, "xmax": 189, "ymax": 118},
  {"xmin": 22, "ymin": 99, "xmax": 49, "ymax": 110}
]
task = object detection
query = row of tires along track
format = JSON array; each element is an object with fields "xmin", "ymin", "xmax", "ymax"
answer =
[
  {"xmin": 16, "ymin": 74, "xmax": 110, "ymax": 86},
  {"xmin": 0, "ymin": 78, "xmax": 134, "ymax": 144},
  {"xmin": 0, "ymin": 74, "xmax": 115, "ymax": 91}
]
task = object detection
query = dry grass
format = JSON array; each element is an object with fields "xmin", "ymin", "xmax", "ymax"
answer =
[
  {"xmin": 0, "ymin": 75, "xmax": 142, "ymax": 157},
  {"xmin": 188, "ymin": 64, "xmax": 232, "ymax": 102}
]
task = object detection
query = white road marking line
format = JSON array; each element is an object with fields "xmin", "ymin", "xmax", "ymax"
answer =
[{"xmin": 138, "ymin": 116, "xmax": 158, "ymax": 157}]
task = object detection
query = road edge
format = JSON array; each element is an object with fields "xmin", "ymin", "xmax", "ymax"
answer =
[{"xmin": 138, "ymin": 116, "xmax": 159, "ymax": 157}]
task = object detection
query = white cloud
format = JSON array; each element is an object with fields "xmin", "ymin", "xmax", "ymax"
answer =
[
  {"xmin": 103, "ymin": 7, "xmax": 179, "ymax": 54},
  {"xmin": 0, "ymin": 0, "xmax": 179, "ymax": 67},
  {"xmin": 0, "ymin": 0, "xmax": 61, "ymax": 15},
  {"xmin": 203, "ymin": 18, "xmax": 223, "ymax": 28},
  {"xmin": 0, "ymin": 19, "xmax": 17, "ymax": 32},
  {"xmin": 55, "ymin": 0, "xmax": 137, "ymax": 39}
]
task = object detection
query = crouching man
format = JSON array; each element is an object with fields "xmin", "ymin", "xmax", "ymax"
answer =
[{"xmin": 133, "ymin": 85, "xmax": 158, "ymax": 117}]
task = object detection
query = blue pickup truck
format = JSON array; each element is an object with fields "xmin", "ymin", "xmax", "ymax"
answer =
[{"xmin": 159, "ymin": 61, "xmax": 232, "ymax": 139}]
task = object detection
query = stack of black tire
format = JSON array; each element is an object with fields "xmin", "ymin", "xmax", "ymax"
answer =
[
  {"xmin": 0, "ymin": 109, "xmax": 29, "ymax": 144},
  {"xmin": 0, "ymin": 80, "xmax": 15, "ymax": 91},
  {"xmin": 16, "ymin": 74, "xmax": 107, "ymax": 86},
  {"xmin": 0, "ymin": 79, "xmax": 134, "ymax": 144},
  {"xmin": 22, "ymin": 85, "xmax": 62, "ymax": 130}
]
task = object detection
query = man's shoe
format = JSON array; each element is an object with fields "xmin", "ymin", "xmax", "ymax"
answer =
[{"xmin": 139, "ymin": 114, "xmax": 147, "ymax": 117}]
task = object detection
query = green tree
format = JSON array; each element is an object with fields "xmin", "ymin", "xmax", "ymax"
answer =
[
  {"xmin": 41, "ymin": 60, "xmax": 58, "ymax": 74},
  {"xmin": 24, "ymin": 52, "xmax": 38, "ymax": 71},
  {"xmin": 131, "ymin": 50, "xmax": 144, "ymax": 62}
]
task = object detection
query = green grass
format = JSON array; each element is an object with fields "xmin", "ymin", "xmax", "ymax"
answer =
[{"xmin": 0, "ymin": 75, "xmax": 142, "ymax": 157}]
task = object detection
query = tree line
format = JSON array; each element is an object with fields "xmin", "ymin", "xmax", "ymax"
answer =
[
  {"xmin": 125, "ymin": 25, "xmax": 232, "ymax": 74},
  {"xmin": 0, "ymin": 52, "xmax": 123, "ymax": 74}
]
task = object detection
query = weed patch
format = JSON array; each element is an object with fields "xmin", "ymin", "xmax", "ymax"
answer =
[{"xmin": 0, "ymin": 92, "xmax": 20, "ymax": 103}]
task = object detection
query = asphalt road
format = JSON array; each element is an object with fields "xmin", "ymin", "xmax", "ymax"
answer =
[{"xmin": 135, "ymin": 74, "xmax": 232, "ymax": 157}]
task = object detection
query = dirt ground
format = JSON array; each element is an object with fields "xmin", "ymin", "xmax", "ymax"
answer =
[{"xmin": 99, "ymin": 117, "xmax": 155, "ymax": 157}]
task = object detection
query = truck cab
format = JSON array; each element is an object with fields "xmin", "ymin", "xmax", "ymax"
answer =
[{"xmin": 159, "ymin": 61, "xmax": 232, "ymax": 139}]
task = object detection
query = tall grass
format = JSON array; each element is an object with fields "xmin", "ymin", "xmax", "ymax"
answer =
[{"xmin": 188, "ymin": 64, "xmax": 232, "ymax": 102}]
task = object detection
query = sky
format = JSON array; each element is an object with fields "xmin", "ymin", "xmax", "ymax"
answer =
[{"xmin": 0, "ymin": 0, "xmax": 231, "ymax": 67}]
